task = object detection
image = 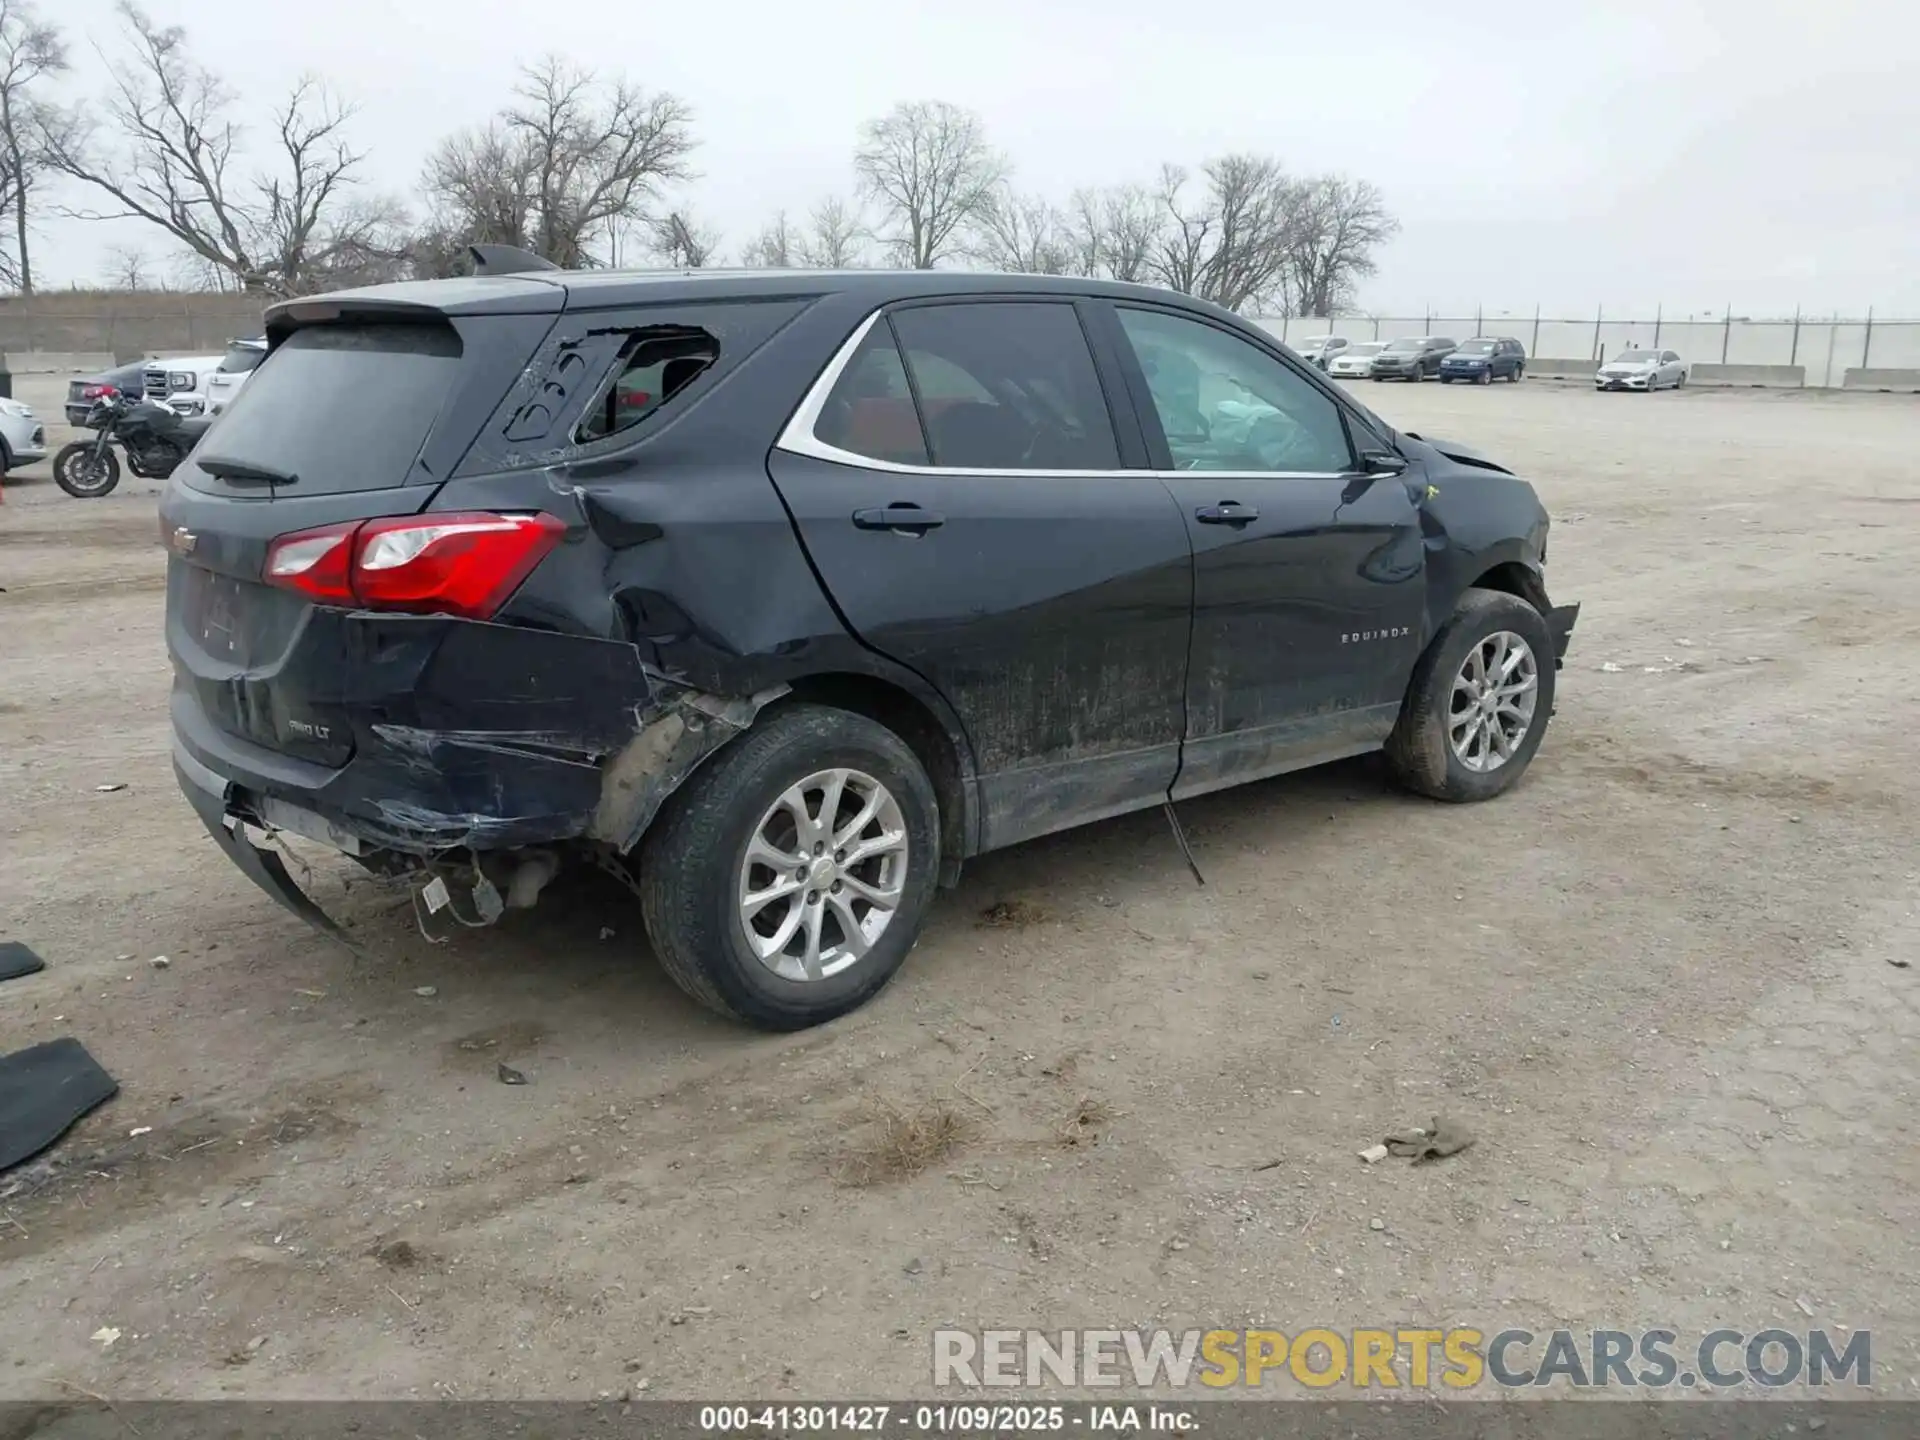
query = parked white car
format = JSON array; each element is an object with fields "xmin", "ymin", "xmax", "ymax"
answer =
[
  {"xmin": 1595, "ymin": 347, "xmax": 1689, "ymax": 391},
  {"xmin": 1326, "ymin": 341, "xmax": 1386, "ymax": 378},
  {"xmin": 202, "ymin": 337, "xmax": 268, "ymax": 416},
  {"xmin": 0, "ymin": 395, "xmax": 47, "ymax": 471}
]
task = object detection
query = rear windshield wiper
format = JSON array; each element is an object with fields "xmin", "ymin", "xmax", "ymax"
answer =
[{"xmin": 197, "ymin": 455, "xmax": 299, "ymax": 487}]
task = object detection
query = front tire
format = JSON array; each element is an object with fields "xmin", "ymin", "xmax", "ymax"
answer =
[
  {"xmin": 639, "ymin": 703, "xmax": 941, "ymax": 1030},
  {"xmin": 54, "ymin": 443, "xmax": 121, "ymax": 498},
  {"xmin": 1385, "ymin": 589, "xmax": 1557, "ymax": 803}
]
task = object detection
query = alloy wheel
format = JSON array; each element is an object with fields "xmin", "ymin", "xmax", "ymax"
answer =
[
  {"xmin": 736, "ymin": 767, "xmax": 909, "ymax": 982},
  {"xmin": 1448, "ymin": 630, "xmax": 1540, "ymax": 773}
]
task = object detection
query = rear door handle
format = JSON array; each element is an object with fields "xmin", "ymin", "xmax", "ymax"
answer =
[
  {"xmin": 853, "ymin": 504, "xmax": 945, "ymax": 534},
  {"xmin": 1195, "ymin": 502, "xmax": 1259, "ymax": 525}
]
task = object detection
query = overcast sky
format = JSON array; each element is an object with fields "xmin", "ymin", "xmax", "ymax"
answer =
[{"xmin": 33, "ymin": 0, "xmax": 1919, "ymax": 316}]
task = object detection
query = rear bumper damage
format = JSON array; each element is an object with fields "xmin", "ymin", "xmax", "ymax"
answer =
[
  {"xmin": 175, "ymin": 742, "xmax": 355, "ymax": 941},
  {"xmin": 170, "ymin": 608, "xmax": 786, "ymax": 938}
]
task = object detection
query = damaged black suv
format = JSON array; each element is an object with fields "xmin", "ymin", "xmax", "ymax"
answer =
[{"xmin": 163, "ymin": 250, "xmax": 1579, "ymax": 1031}]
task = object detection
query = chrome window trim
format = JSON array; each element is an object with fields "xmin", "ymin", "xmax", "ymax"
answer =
[{"xmin": 773, "ymin": 304, "xmax": 1366, "ymax": 484}]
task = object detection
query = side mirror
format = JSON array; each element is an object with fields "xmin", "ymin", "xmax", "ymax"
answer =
[{"xmin": 1360, "ymin": 449, "xmax": 1408, "ymax": 476}]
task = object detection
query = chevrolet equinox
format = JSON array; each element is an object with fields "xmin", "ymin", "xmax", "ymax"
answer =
[{"xmin": 163, "ymin": 250, "xmax": 1579, "ymax": 1031}]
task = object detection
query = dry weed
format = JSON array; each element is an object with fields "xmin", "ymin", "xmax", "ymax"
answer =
[{"xmin": 834, "ymin": 1098, "xmax": 973, "ymax": 1187}]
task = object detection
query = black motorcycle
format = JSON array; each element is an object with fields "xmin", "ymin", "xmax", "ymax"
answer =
[{"xmin": 53, "ymin": 390, "xmax": 213, "ymax": 498}]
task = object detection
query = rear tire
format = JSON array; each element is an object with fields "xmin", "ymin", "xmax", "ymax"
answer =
[
  {"xmin": 638, "ymin": 703, "xmax": 941, "ymax": 1031},
  {"xmin": 54, "ymin": 443, "xmax": 121, "ymax": 498},
  {"xmin": 1385, "ymin": 588, "xmax": 1557, "ymax": 803}
]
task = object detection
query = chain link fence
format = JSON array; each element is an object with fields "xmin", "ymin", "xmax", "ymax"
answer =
[{"xmin": 1256, "ymin": 307, "xmax": 1920, "ymax": 389}]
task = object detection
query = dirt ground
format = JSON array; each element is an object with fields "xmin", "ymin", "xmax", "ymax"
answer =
[{"xmin": 1, "ymin": 381, "xmax": 1916, "ymax": 1401}]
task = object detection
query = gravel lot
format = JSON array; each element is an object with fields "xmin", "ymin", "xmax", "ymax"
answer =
[{"xmin": 1, "ymin": 380, "xmax": 1915, "ymax": 1400}]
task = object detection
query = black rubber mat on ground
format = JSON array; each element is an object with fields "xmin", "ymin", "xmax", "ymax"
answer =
[
  {"xmin": 0, "ymin": 942, "xmax": 46, "ymax": 983},
  {"xmin": 0, "ymin": 1038, "xmax": 118, "ymax": 1173}
]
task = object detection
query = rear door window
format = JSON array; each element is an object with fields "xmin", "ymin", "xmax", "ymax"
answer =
[
  {"xmin": 218, "ymin": 343, "xmax": 265, "ymax": 374},
  {"xmin": 887, "ymin": 302, "xmax": 1119, "ymax": 471},
  {"xmin": 814, "ymin": 322, "xmax": 930, "ymax": 466},
  {"xmin": 193, "ymin": 323, "xmax": 461, "ymax": 496}
]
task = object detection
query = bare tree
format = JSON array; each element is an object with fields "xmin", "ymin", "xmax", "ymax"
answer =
[
  {"xmin": 0, "ymin": 0, "xmax": 64, "ymax": 293},
  {"xmin": 1147, "ymin": 156, "xmax": 1298, "ymax": 313},
  {"xmin": 1063, "ymin": 183, "xmax": 1160, "ymax": 283},
  {"xmin": 166, "ymin": 247, "xmax": 231, "ymax": 291},
  {"xmin": 854, "ymin": 101, "xmax": 1003, "ymax": 269},
  {"xmin": 795, "ymin": 195, "xmax": 867, "ymax": 267},
  {"xmin": 102, "ymin": 243, "xmax": 154, "ymax": 288},
  {"xmin": 1284, "ymin": 174, "xmax": 1397, "ymax": 318},
  {"xmin": 422, "ymin": 56, "xmax": 695, "ymax": 270},
  {"xmin": 646, "ymin": 208, "xmax": 720, "ymax": 268},
  {"xmin": 742, "ymin": 210, "xmax": 796, "ymax": 268},
  {"xmin": 36, "ymin": 3, "xmax": 403, "ymax": 295},
  {"xmin": 967, "ymin": 187, "xmax": 1073, "ymax": 274}
]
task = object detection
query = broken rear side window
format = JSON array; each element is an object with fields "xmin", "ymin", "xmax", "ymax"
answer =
[
  {"xmin": 459, "ymin": 298, "xmax": 810, "ymax": 476},
  {"xmin": 575, "ymin": 326, "xmax": 720, "ymax": 445}
]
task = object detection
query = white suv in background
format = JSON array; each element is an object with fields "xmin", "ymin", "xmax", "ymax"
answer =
[
  {"xmin": 0, "ymin": 395, "xmax": 47, "ymax": 471},
  {"xmin": 202, "ymin": 337, "xmax": 268, "ymax": 416},
  {"xmin": 141, "ymin": 352, "xmax": 227, "ymax": 415}
]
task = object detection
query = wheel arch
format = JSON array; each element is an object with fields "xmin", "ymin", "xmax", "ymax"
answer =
[
  {"xmin": 1466, "ymin": 558, "xmax": 1551, "ymax": 616},
  {"xmin": 779, "ymin": 672, "xmax": 977, "ymax": 882}
]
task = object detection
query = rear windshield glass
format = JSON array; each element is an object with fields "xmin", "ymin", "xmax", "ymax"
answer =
[
  {"xmin": 219, "ymin": 342, "xmax": 265, "ymax": 374},
  {"xmin": 197, "ymin": 324, "xmax": 461, "ymax": 493}
]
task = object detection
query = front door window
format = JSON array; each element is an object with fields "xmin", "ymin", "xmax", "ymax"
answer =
[{"xmin": 1116, "ymin": 308, "xmax": 1354, "ymax": 473}]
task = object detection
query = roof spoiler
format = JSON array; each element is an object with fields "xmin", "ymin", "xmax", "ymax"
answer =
[{"xmin": 469, "ymin": 244, "xmax": 561, "ymax": 277}]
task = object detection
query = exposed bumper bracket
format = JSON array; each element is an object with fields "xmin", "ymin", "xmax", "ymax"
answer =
[
  {"xmin": 1546, "ymin": 602, "xmax": 1581, "ymax": 669},
  {"xmin": 174, "ymin": 746, "xmax": 356, "ymax": 950}
]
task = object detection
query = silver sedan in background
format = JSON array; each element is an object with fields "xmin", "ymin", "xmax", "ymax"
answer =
[
  {"xmin": 1326, "ymin": 342, "xmax": 1385, "ymax": 378},
  {"xmin": 1595, "ymin": 347, "xmax": 1690, "ymax": 391}
]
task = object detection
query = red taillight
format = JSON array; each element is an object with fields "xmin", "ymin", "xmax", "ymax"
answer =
[
  {"xmin": 264, "ymin": 524, "xmax": 357, "ymax": 604},
  {"xmin": 262, "ymin": 512, "xmax": 565, "ymax": 620},
  {"xmin": 84, "ymin": 384, "xmax": 117, "ymax": 400}
]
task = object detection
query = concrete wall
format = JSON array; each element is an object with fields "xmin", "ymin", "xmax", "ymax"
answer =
[
  {"xmin": 1842, "ymin": 368, "xmax": 1920, "ymax": 392},
  {"xmin": 1257, "ymin": 313, "xmax": 1920, "ymax": 390},
  {"xmin": 6, "ymin": 351, "xmax": 115, "ymax": 375},
  {"xmin": 0, "ymin": 291, "xmax": 265, "ymax": 364}
]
